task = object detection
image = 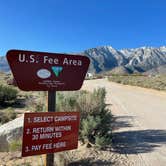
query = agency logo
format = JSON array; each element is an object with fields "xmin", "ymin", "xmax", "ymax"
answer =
[
  {"xmin": 52, "ymin": 66, "xmax": 63, "ymax": 77},
  {"xmin": 37, "ymin": 69, "xmax": 51, "ymax": 79}
]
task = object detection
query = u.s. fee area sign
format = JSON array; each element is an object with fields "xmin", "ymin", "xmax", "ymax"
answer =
[{"xmin": 6, "ymin": 50, "xmax": 90, "ymax": 91}]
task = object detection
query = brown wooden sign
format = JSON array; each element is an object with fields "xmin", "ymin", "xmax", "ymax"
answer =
[
  {"xmin": 22, "ymin": 112, "xmax": 80, "ymax": 157},
  {"xmin": 6, "ymin": 50, "xmax": 90, "ymax": 91}
]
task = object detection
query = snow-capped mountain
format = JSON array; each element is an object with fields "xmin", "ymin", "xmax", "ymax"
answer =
[
  {"xmin": 83, "ymin": 46, "xmax": 166, "ymax": 73},
  {"xmin": 122, "ymin": 46, "xmax": 166, "ymax": 72},
  {"xmin": 0, "ymin": 46, "xmax": 166, "ymax": 74},
  {"xmin": 83, "ymin": 46, "xmax": 128, "ymax": 73}
]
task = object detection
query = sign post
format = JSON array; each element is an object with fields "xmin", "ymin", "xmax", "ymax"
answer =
[
  {"xmin": 46, "ymin": 91, "xmax": 56, "ymax": 166},
  {"xmin": 7, "ymin": 50, "xmax": 90, "ymax": 166}
]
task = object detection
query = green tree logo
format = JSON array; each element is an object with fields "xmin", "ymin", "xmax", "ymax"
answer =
[{"xmin": 51, "ymin": 66, "xmax": 63, "ymax": 77}]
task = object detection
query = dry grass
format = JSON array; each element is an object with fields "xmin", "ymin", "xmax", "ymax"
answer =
[{"xmin": 108, "ymin": 75, "xmax": 166, "ymax": 91}]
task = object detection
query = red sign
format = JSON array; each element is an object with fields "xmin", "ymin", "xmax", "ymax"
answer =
[
  {"xmin": 22, "ymin": 112, "xmax": 80, "ymax": 157},
  {"xmin": 6, "ymin": 50, "xmax": 90, "ymax": 91}
]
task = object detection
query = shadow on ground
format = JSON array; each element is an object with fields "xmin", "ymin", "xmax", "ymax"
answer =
[
  {"xmin": 112, "ymin": 115, "xmax": 166, "ymax": 154},
  {"xmin": 112, "ymin": 116, "xmax": 134, "ymax": 130},
  {"xmin": 12, "ymin": 98, "xmax": 27, "ymax": 108},
  {"xmin": 112, "ymin": 129, "xmax": 166, "ymax": 154},
  {"xmin": 0, "ymin": 98, "xmax": 26, "ymax": 109}
]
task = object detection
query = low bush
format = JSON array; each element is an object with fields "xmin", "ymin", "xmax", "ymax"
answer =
[
  {"xmin": 9, "ymin": 139, "xmax": 22, "ymax": 152},
  {"xmin": 25, "ymin": 92, "xmax": 46, "ymax": 112},
  {"xmin": 0, "ymin": 108, "xmax": 17, "ymax": 124},
  {"xmin": 0, "ymin": 84, "xmax": 18, "ymax": 106},
  {"xmin": 34, "ymin": 102, "xmax": 46, "ymax": 112},
  {"xmin": 56, "ymin": 88, "xmax": 112, "ymax": 148},
  {"xmin": 108, "ymin": 75, "xmax": 166, "ymax": 91}
]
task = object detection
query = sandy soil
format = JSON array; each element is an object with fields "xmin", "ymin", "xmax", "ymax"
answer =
[
  {"xmin": 0, "ymin": 78, "xmax": 166, "ymax": 166},
  {"xmin": 82, "ymin": 78, "xmax": 166, "ymax": 166}
]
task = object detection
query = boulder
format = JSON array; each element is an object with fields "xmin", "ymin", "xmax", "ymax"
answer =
[{"xmin": 0, "ymin": 115, "xmax": 23, "ymax": 151}]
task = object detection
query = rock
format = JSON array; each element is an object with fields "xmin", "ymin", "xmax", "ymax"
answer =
[{"xmin": 0, "ymin": 115, "xmax": 23, "ymax": 151}]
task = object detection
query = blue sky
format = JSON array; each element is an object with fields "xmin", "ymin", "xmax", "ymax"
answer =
[{"xmin": 0, "ymin": 0, "xmax": 166, "ymax": 56}]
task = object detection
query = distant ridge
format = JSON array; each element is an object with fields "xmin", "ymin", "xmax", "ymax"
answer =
[
  {"xmin": 0, "ymin": 46, "xmax": 166, "ymax": 74},
  {"xmin": 0, "ymin": 56, "xmax": 10, "ymax": 72}
]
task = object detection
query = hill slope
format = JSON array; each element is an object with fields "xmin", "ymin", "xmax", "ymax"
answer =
[{"xmin": 145, "ymin": 64, "xmax": 166, "ymax": 75}]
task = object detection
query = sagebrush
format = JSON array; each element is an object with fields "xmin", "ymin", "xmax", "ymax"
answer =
[
  {"xmin": 108, "ymin": 75, "xmax": 166, "ymax": 91},
  {"xmin": 0, "ymin": 84, "xmax": 18, "ymax": 106},
  {"xmin": 56, "ymin": 88, "xmax": 112, "ymax": 148},
  {"xmin": 0, "ymin": 108, "xmax": 17, "ymax": 124},
  {"xmin": 9, "ymin": 139, "xmax": 22, "ymax": 152}
]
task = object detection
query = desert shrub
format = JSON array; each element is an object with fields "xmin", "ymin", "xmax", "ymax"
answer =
[
  {"xmin": 95, "ymin": 135, "xmax": 111, "ymax": 149},
  {"xmin": 0, "ymin": 84, "xmax": 18, "ymax": 106},
  {"xmin": 0, "ymin": 108, "xmax": 17, "ymax": 124},
  {"xmin": 56, "ymin": 88, "xmax": 112, "ymax": 148},
  {"xmin": 5, "ymin": 107, "xmax": 17, "ymax": 120},
  {"xmin": 108, "ymin": 75, "xmax": 166, "ymax": 91},
  {"xmin": 34, "ymin": 102, "xmax": 45, "ymax": 112},
  {"xmin": 25, "ymin": 92, "xmax": 46, "ymax": 112},
  {"xmin": 81, "ymin": 115, "xmax": 101, "ymax": 142},
  {"xmin": 9, "ymin": 139, "xmax": 22, "ymax": 152}
]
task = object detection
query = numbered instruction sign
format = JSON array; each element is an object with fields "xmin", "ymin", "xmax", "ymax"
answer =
[
  {"xmin": 22, "ymin": 112, "xmax": 80, "ymax": 157},
  {"xmin": 6, "ymin": 50, "xmax": 90, "ymax": 91}
]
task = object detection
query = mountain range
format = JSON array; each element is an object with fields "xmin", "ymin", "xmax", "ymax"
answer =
[
  {"xmin": 0, "ymin": 56, "xmax": 9, "ymax": 72},
  {"xmin": 83, "ymin": 46, "xmax": 166, "ymax": 74},
  {"xmin": 0, "ymin": 46, "xmax": 166, "ymax": 74}
]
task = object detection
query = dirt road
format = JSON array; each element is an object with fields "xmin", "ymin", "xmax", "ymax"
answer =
[{"xmin": 82, "ymin": 78, "xmax": 166, "ymax": 166}]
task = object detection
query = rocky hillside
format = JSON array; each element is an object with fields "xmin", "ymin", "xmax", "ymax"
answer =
[
  {"xmin": 104, "ymin": 66, "xmax": 132, "ymax": 75},
  {"xmin": 121, "ymin": 46, "xmax": 166, "ymax": 73},
  {"xmin": 0, "ymin": 46, "xmax": 166, "ymax": 74},
  {"xmin": 145, "ymin": 64, "xmax": 166, "ymax": 75},
  {"xmin": 84, "ymin": 46, "xmax": 128, "ymax": 73},
  {"xmin": 83, "ymin": 46, "xmax": 166, "ymax": 73}
]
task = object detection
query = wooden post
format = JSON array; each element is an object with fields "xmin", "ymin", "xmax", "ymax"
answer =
[{"xmin": 45, "ymin": 91, "xmax": 56, "ymax": 166}]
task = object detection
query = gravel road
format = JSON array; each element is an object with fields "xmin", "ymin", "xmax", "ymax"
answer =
[{"xmin": 82, "ymin": 78, "xmax": 166, "ymax": 166}]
